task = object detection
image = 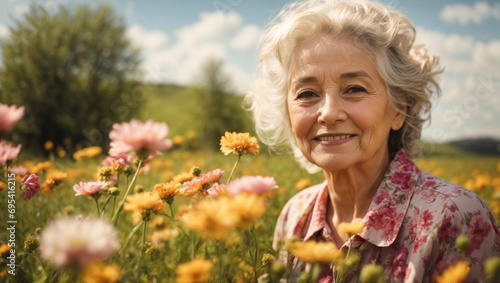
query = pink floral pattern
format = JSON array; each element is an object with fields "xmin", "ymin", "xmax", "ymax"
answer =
[{"xmin": 273, "ymin": 151, "xmax": 500, "ymax": 282}]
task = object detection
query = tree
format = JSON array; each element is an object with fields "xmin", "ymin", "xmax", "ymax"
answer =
[
  {"xmin": 0, "ymin": 3, "xmax": 142, "ymax": 154},
  {"xmin": 196, "ymin": 58, "xmax": 252, "ymax": 150}
]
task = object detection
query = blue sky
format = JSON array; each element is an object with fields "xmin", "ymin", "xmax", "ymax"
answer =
[{"xmin": 1, "ymin": 0, "xmax": 499, "ymax": 142}]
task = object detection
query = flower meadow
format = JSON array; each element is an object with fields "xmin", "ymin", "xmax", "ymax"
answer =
[{"xmin": 1, "ymin": 102, "xmax": 500, "ymax": 283}]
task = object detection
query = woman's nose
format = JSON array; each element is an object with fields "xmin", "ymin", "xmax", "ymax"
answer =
[{"xmin": 317, "ymin": 94, "xmax": 347, "ymax": 124}]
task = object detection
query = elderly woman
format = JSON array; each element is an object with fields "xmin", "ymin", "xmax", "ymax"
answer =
[{"xmin": 246, "ymin": 0, "xmax": 500, "ymax": 282}]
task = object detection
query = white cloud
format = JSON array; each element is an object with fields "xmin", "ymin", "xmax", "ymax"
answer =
[
  {"xmin": 0, "ymin": 24, "xmax": 9, "ymax": 40},
  {"xmin": 126, "ymin": 24, "xmax": 168, "ymax": 53},
  {"xmin": 137, "ymin": 11, "xmax": 259, "ymax": 93},
  {"xmin": 439, "ymin": 2, "xmax": 500, "ymax": 25},
  {"xmin": 230, "ymin": 24, "xmax": 262, "ymax": 51},
  {"xmin": 416, "ymin": 27, "xmax": 500, "ymax": 141},
  {"xmin": 14, "ymin": 4, "xmax": 29, "ymax": 16}
]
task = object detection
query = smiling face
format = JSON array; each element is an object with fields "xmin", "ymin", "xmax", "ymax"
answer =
[{"xmin": 287, "ymin": 35, "xmax": 405, "ymax": 172}]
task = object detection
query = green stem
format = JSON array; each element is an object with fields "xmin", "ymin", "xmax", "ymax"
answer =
[
  {"xmin": 110, "ymin": 196, "xmax": 116, "ymax": 221},
  {"xmin": 121, "ymin": 221, "xmax": 143, "ymax": 253},
  {"xmin": 249, "ymin": 226, "xmax": 259, "ymax": 283},
  {"xmin": 226, "ymin": 154, "xmax": 241, "ymax": 184},
  {"xmin": 111, "ymin": 160, "xmax": 143, "ymax": 226},
  {"xmin": 168, "ymin": 203, "xmax": 175, "ymax": 219},
  {"xmin": 142, "ymin": 220, "xmax": 147, "ymax": 251},
  {"xmin": 94, "ymin": 197, "xmax": 101, "ymax": 216},
  {"xmin": 100, "ymin": 195, "xmax": 113, "ymax": 217}
]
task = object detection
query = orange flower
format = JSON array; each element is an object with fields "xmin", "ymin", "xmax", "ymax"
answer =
[
  {"xmin": 0, "ymin": 243, "xmax": 10, "ymax": 256},
  {"xmin": 294, "ymin": 178, "xmax": 311, "ymax": 191},
  {"xmin": 123, "ymin": 192, "xmax": 165, "ymax": 213},
  {"xmin": 176, "ymin": 259, "xmax": 213, "ymax": 283},
  {"xmin": 230, "ymin": 193, "xmax": 267, "ymax": 228},
  {"xmin": 172, "ymin": 172, "xmax": 194, "ymax": 183},
  {"xmin": 30, "ymin": 161, "xmax": 52, "ymax": 174},
  {"xmin": 286, "ymin": 240, "xmax": 343, "ymax": 264},
  {"xmin": 220, "ymin": 132, "xmax": 259, "ymax": 156},
  {"xmin": 73, "ymin": 146, "xmax": 103, "ymax": 161},
  {"xmin": 81, "ymin": 260, "xmax": 123, "ymax": 283},
  {"xmin": 338, "ymin": 219, "xmax": 365, "ymax": 236},
  {"xmin": 153, "ymin": 181, "xmax": 182, "ymax": 199},
  {"xmin": 150, "ymin": 228, "xmax": 179, "ymax": 244},
  {"xmin": 179, "ymin": 197, "xmax": 238, "ymax": 240},
  {"xmin": 435, "ymin": 261, "xmax": 470, "ymax": 283}
]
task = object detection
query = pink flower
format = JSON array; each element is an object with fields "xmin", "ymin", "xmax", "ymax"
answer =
[
  {"xmin": 39, "ymin": 217, "xmax": 120, "ymax": 268},
  {"xmin": 206, "ymin": 183, "xmax": 227, "ymax": 197},
  {"xmin": 182, "ymin": 169, "xmax": 225, "ymax": 193},
  {"xmin": 108, "ymin": 119, "xmax": 172, "ymax": 160},
  {"xmin": 9, "ymin": 165, "xmax": 28, "ymax": 175},
  {"xmin": 20, "ymin": 174, "xmax": 40, "ymax": 200},
  {"xmin": 0, "ymin": 103, "xmax": 25, "ymax": 134},
  {"xmin": 73, "ymin": 181, "xmax": 110, "ymax": 196},
  {"xmin": 0, "ymin": 140, "xmax": 22, "ymax": 166},
  {"xmin": 102, "ymin": 154, "xmax": 134, "ymax": 167},
  {"xmin": 226, "ymin": 176, "xmax": 278, "ymax": 196}
]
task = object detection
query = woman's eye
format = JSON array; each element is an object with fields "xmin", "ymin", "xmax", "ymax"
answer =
[
  {"xmin": 297, "ymin": 91, "xmax": 317, "ymax": 99},
  {"xmin": 345, "ymin": 86, "xmax": 366, "ymax": 94}
]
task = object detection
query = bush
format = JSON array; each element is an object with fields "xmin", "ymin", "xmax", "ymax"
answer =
[{"xmin": 0, "ymin": 3, "xmax": 142, "ymax": 154}]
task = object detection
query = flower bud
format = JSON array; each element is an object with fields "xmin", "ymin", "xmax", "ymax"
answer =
[
  {"xmin": 360, "ymin": 264, "xmax": 385, "ymax": 283},
  {"xmin": 262, "ymin": 253, "xmax": 276, "ymax": 268},
  {"xmin": 190, "ymin": 166, "xmax": 201, "ymax": 177},
  {"xmin": 134, "ymin": 184, "xmax": 144, "ymax": 193},
  {"xmin": 123, "ymin": 165, "xmax": 134, "ymax": 177},
  {"xmin": 108, "ymin": 186, "xmax": 120, "ymax": 196},
  {"xmin": 484, "ymin": 256, "xmax": 500, "ymax": 281},
  {"xmin": 145, "ymin": 245, "xmax": 163, "ymax": 262},
  {"xmin": 98, "ymin": 166, "xmax": 113, "ymax": 181},
  {"xmin": 455, "ymin": 234, "xmax": 471, "ymax": 253},
  {"xmin": 271, "ymin": 260, "xmax": 286, "ymax": 280},
  {"xmin": 64, "ymin": 205, "xmax": 75, "ymax": 215},
  {"xmin": 24, "ymin": 235, "xmax": 40, "ymax": 254}
]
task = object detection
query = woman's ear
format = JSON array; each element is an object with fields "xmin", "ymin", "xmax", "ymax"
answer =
[{"xmin": 391, "ymin": 105, "xmax": 407, "ymax": 131}]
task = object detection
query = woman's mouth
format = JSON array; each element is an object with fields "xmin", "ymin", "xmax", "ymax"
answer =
[{"xmin": 315, "ymin": 134, "xmax": 355, "ymax": 141}]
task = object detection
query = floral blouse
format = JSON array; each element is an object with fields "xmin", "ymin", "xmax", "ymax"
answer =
[{"xmin": 273, "ymin": 151, "xmax": 500, "ymax": 282}]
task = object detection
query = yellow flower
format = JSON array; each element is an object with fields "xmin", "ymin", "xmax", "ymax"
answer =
[
  {"xmin": 123, "ymin": 192, "xmax": 165, "ymax": 214},
  {"xmin": 73, "ymin": 146, "xmax": 103, "ymax": 161},
  {"xmin": 148, "ymin": 216, "xmax": 170, "ymax": 230},
  {"xmin": 173, "ymin": 135, "xmax": 185, "ymax": 146},
  {"xmin": 150, "ymin": 228, "xmax": 178, "ymax": 244},
  {"xmin": 286, "ymin": 240, "xmax": 343, "ymax": 264},
  {"xmin": 30, "ymin": 161, "xmax": 53, "ymax": 174},
  {"xmin": 230, "ymin": 193, "xmax": 267, "ymax": 229},
  {"xmin": 81, "ymin": 260, "xmax": 123, "ymax": 283},
  {"xmin": 153, "ymin": 181, "xmax": 182, "ymax": 199},
  {"xmin": 0, "ymin": 181, "xmax": 5, "ymax": 190},
  {"xmin": 179, "ymin": 197, "xmax": 238, "ymax": 240},
  {"xmin": 176, "ymin": 259, "xmax": 213, "ymax": 283},
  {"xmin": 0, "ymin": 243, "xmax": 10, "ymax": 256},
  {"xmin": 44, "ymin": 141, "xmax": 54, "ymax": 151},
  {"xmin": 173, "ymin": 171, "xmax": 195, "ymax": 183},
  {"xmin": 57, "ymin": 146, "xmax": 66, "ymax": 158},
  {"xmin": 220, "ymin": 132, "xmax": 259, "ymax": 156},
  {"xmin": 47, "ymin": 170, "xmax": 68, "ymax": 182},
  {"xmin": 338, "ymin": 219, "xmax": 365, "ymax": 236},
  {"xmin": 435, "ymin": 261, "xmax": 470, "ymax": 283},
  {"xmin": 294, "ymin": 178, "xmax": 311, "ymax": 191}
]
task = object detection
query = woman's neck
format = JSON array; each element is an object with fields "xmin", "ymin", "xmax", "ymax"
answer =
[{"xmin": 324, "ymin": 151, "xmax": 391, "ymax": 243}]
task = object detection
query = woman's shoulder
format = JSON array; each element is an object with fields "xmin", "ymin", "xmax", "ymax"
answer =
[{"xmin": 414, "ymin": 171, "xmax": 491, "ymax": 213}]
